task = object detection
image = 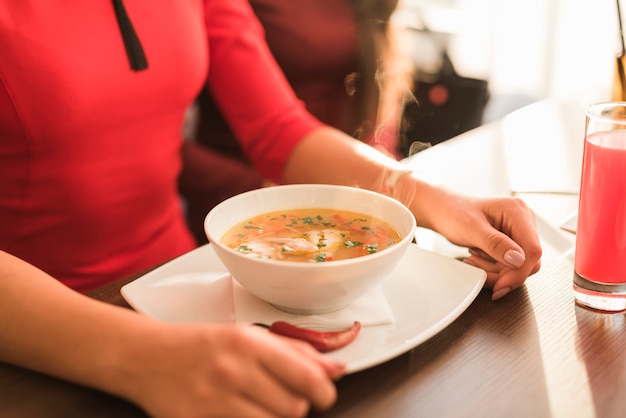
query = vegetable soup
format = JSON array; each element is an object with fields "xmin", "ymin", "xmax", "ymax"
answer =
[{"xmin": 220, "ymin": 208, "xmax": 402, "ymax": 263}]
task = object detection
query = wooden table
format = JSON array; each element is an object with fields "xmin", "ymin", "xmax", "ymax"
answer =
[
  {"xmin": 2, "ymin": 96, "xmax": 625, "ymax": 417},
  {"xmin": 3, "ymin": 255, "xmax": 625, "ymax": 418}
]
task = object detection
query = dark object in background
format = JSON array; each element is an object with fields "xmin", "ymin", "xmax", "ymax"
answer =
[{"xmin": 399, "ymin": 44, "xmax": 490, "ymax": 156}]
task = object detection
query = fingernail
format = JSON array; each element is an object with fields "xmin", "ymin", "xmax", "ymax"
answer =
[
  {"xmin": 492, "ymin": 287, "xmax": 511, "ymax": 301},
  {"xmin": 504, "ymin": 250, "xmax": 525, "ymax": 268}
]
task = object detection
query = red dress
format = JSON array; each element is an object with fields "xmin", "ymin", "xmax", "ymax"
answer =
[{"xmin": 0, "ymin": 0, "xmax": 321, "ymax": 292}]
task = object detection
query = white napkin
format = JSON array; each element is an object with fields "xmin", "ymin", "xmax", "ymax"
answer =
[{"xmin": 233, "ymin": 279, "xmax": 395, "ymax": 330}]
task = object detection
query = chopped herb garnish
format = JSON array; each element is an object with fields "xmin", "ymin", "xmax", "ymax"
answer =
[
  {"xmin": 361, "ymin": 226, "xmax": 373, "ymax": 232},
  {"xmin": 238, "ymin": 245, "xmax": 251, "ymax": 253},
  {"xmin": 243, "ymin": 225, "xmax": 262, "ymax": 230},
  {"xmin": 365, "ymin": 243, "xmax": 378, "ymax": 254},
  {"xmin": 312, "ymin": 253, "xmax": 327, "ymax": 263}
]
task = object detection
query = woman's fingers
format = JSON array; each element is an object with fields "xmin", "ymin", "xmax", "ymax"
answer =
[{"xmin": 255, "ymin": 330, "xmax": 342, "ymax": 412}]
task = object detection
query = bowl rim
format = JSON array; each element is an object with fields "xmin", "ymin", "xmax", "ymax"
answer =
[{"xmin": 204, "ymin": 184, "xmax": 417, "ymax": 268}]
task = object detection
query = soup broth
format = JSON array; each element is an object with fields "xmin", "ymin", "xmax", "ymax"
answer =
[{"xmin": 220, "ymin": 208, "xmax": 402, "ymax": 263}]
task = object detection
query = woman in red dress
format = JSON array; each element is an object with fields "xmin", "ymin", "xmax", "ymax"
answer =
[{"xmin": 0, "ymin": 2, "xmax": 541, "ymax": 417}]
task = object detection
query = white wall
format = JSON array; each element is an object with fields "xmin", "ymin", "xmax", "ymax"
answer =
[{"xmin": 547, "ymin": 0, "xmax": 617, "ymax": 99}]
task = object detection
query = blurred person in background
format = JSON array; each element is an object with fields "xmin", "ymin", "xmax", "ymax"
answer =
[{"xmin": 179, "ymin": 0, "xmax": 414, "ymax": 244}]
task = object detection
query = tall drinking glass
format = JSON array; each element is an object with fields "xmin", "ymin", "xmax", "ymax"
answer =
[{"xmin": 573, "ymin": 102, "xmax": 626, "ymax": 312}]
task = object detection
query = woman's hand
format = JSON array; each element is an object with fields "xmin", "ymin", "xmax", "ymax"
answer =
[
  {"xmin": 443, "ymin": 196, "xmax": 542, "ymax": 299},
  {"xmin": 123, "ymin": 323, "xmax": 345, "ymax": 418},
  {"xmin": 402, "ymin": 181, "xmax": 542, "ymax": 300}
]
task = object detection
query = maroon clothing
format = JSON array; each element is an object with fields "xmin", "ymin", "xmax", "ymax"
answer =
[{"xmin": 250, "ymin": 0, "xmax": 360, "ymax": 134}]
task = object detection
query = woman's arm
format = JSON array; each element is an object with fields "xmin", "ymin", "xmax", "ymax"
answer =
[
  {"xmin": 283, "ymin": 126, "xmax": 542, "ymax": 299},
  {"xmin": 0, "ymin": 250, "xmax": 344, "ymax": 418}
]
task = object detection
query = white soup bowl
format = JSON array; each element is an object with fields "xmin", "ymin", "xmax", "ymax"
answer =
[{"xmin": 204, "ymin": 184, "xmax": 416, "ymax": 314}]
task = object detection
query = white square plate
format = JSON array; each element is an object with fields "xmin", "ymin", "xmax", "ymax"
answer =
[{"xmin": 121, "ymin": 243, "xmax": 486, "ymax": 374}]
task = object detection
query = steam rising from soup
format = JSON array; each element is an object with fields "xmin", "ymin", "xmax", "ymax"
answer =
[{"xmin": 220, "ymin": 208, "xmax": 402, "ymax": 263}]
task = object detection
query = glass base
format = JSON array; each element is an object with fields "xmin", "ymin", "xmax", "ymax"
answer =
[{"xmin": 573, "ymin": 271, "xmax": 626, "ymax": 312}]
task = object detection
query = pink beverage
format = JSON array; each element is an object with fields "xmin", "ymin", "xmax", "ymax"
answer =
[{"xmin": 575, "ymin": 130, "xmax": 626, "ymax": 284}]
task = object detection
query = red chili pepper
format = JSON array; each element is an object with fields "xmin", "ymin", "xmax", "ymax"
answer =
[{"xmin": 256, "ymin": 321, "xmax": 361, "ymax": 352}]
